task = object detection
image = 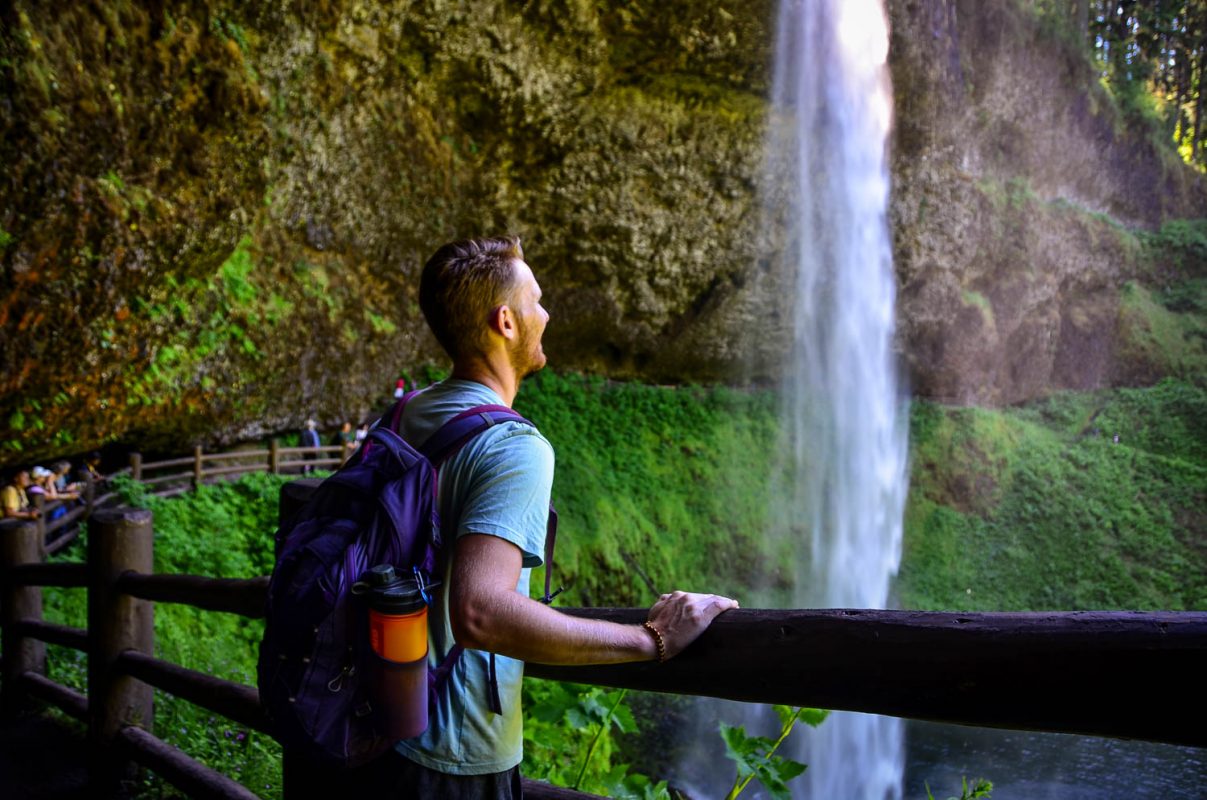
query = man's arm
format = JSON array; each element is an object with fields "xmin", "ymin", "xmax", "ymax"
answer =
[{"xmin": 449, "ymin": 533, "xmax": 737, "ymax": 665}]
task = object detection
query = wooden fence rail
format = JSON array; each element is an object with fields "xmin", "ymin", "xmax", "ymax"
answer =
[
  {"xmin": 3, "ymin": 481, "xmax": 1206, "ymax": 799},
  {"xmin": 527, "ymin": 608, "xmax": 1207, "ymax": 748},
  {"xmin": 131, "ymin": 441, "xmax": 356, "ymax": 489},
  {"xmin": 5, "ymin": 436, "xmax": 354, "ymax": 569},
  {"xmin": 0, "ymin": 488, "xmax": 602, "ymax": 800}
]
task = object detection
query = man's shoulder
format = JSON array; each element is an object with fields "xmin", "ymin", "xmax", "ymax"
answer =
[
  {"xmin": 446, "ymin": 418, "xmax": 554, "ymax": 490},
  {"xmin": 480, "ymin": 420, "xmax": 553, "ymax": 457}
]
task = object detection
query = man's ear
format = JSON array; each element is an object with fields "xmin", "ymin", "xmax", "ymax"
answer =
[{"xmin": 489, "ymin": 304, "xmax": 518, "ymax": 340}]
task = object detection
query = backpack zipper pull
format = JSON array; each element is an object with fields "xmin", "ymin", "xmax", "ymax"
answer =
[{"xmin": 327, "ymin": 650, "xmax": 356, "ymax": 692}]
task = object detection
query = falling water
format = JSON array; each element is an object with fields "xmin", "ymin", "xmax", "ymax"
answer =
[{"xmin": 768, "ymin": 0, "xmax": 908, "ymax": 798}]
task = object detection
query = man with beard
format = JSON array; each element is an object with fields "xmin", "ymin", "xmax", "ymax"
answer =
[{"xmin": 311, "ymin": 236, "xmax": 738, "ymax": 798}]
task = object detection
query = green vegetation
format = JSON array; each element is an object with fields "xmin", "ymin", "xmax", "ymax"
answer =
[
  {"xmin": 927, "ymin": 777, "xmax": 994, "ymax": 800},
  {"xmin": 43, "ymin": 474, "xmax": 294, "ymax": 798},
  {"xmin": 1031, "ymin": 1, "xmax": 1207, "ymax": 170},
  {"xmin": 901, "ymin": 378, "xmax": 1206, "ymax": 612},
  {"xmin": 1117, "ymin": 281, "xmax": 1207, "ymax": 378},
  {"xmin": 721, "ymin": 706, "xmax": 828, "ymax": 800},
  {"xmin": 513, "ymin": 371, "xmax": 781, "ymax": 606}
]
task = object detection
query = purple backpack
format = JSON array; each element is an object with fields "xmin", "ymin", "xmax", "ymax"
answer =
[{"xmin": 257, "ymin": 396, "xmax": 558, "ymax": 767}]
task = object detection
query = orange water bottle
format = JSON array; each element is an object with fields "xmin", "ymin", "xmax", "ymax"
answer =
[{"xmin": 360, "ymin": 565, "xmax": 436, "ymax": 739}]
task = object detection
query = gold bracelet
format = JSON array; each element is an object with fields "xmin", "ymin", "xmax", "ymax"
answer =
[{"xmin": 642, "ymin": 621, "xmax": 667, "ymax": 663}]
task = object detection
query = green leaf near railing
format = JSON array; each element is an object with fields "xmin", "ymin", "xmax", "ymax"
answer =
[{"xmin": 722, "ymin": 705, "xmax": 828, "ymax": 800}]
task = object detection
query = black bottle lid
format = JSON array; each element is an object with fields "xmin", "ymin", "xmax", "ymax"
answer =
[{"xmin": 358, "ymin": 565, "xmax": 437, "ymax": 614}]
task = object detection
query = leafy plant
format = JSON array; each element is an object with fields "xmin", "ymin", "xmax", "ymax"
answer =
[
  {"xmin": 523, "ymin": 680, "xmax": 668, "ymax": 799},
  {"xmin": 720, "ymin": 705, "xmax": 828, "ymax": 800},
  {"xmin": 926, "ymin": 776, "xmax": 994, "ymax": 800}
]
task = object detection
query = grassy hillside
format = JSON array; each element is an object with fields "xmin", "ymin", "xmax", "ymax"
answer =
[
  {"xmin": 513, "ymin": 372, "xmax": 781, "ymax": 607},
  {"xmin": 901, "ymin": 378, "xmax": 1206, "ymax": 611}
]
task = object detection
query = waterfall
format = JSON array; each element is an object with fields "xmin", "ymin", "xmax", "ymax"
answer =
[{"xmin": 768, "ymin": 0, "xmax": 908, "ymax": 797}]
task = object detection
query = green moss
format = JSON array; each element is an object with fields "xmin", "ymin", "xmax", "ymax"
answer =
[
  {"xmin": 1116, "ymin": 281, "xmax": 1207, "ymax": 377},
  {"xmin": 365, "ymin": 310, "xmax": 398, "ymax": 335},
  {"xmin": 1140, "ymin": 218, "xmax": 1207, "ymax": 277},
  {"xmin": 901, "ymin": 381, "xmax": 1207, "ymax": 612},
  {"xmin": 960, "ymin": 290, "xmax": 995, "ymax": 329},
  {"xmin": 514, "ymin": 372, "xmax": 778, "ymax": 605}
]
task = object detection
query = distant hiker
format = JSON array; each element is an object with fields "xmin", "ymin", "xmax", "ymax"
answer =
[
  {"xmin": 394, "ymin": 377, "xmax": 407, "ymax": 399},
  {"xmin": 77, "ymin": 452, "xmax": 105, "ymax": 494},
  {"xmin": 335, "ymin": 421, "xmax": 357, "ymax": 464},
  {"xmin": 301, "ymin": 419, "xmax": 322, "ymax": 474},
  {"xmin": 27, "ymin": 466, "xmax": 51, "ymax": 500},
  {"xmin": 1, "ymin": 469, "xmax": 39, "ymax": 520},
  {"xmin": 354, "ymin": 422, "xmax": 369, "ymax": 447},
  {"xmin": 289, "ymin": 235, "xmax": 738, "ymax": 796},
  {"xmin": 52, "ymin": 461, "xmax": 81, "ymax": 496}
]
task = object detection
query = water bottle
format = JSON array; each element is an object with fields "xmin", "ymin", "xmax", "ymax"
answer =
[{"xmin": 358, "ymin": 565, "xmax": 437, "ymax": 739}]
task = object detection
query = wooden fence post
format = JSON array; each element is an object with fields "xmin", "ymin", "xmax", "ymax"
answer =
[
  {"xmin": 88, "ymin": 507, "xmax": 155, "ymax": 794},
  {"xmin": 0, "ymin": 518, "xmax": 47, "ymax": 718},
  {"xmin": 31, "ymin": 493, "xmax": 46, "ymax": 541},
  {"xmin": 129, "ymin": 453, "xmax": 142, "ymax": 481},
  {"xmin": 193, "ymin": 446, "xmax": 203, "ymax": 489},
  {"xmin": 270, "ymin": 439, "xmax": 280, "ymax": 475}
]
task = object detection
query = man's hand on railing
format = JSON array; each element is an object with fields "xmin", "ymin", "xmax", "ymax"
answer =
[{"xmin": 645, "ymin": 590, "xmax": 739, "ymax": 661}]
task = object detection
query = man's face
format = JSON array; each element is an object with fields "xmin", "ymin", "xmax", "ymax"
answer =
[
  {"xmin": 508, "ymin": 260, "xmax": 549, "ymax": 377},
  {"xmin": 15, "ymin": 471, "xmax": 30, "ymax": 488}
]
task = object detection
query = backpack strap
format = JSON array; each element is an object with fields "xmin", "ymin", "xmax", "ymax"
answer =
[
  {"xmin": 417, "ymin": 404, "xmax": 528, "ymax": 466},
  {"xmin": 416, "ymin": 402, "xmax": 561, "ymax": 717}
]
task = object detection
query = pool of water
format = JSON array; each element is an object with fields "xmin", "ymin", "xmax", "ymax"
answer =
[{"xmin": 905, "ymin": 719, "xmax": 1207, "ymax": 800}]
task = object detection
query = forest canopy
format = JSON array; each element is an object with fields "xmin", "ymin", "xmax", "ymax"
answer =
[{"xmin": 1047, "ymin": 1, "xmax": 1207, "ymax": 168}]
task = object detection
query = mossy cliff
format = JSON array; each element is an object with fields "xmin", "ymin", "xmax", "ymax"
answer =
[
  {"xmin": 1, "ymin": 0, "xmax": 1203, "ymax": 461},
  {"xmin": 889, "ymin": 0, "xmax": 1206, "ymax": 404}
]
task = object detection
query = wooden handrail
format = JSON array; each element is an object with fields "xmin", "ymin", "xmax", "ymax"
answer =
[
  {"xmin": 6, "ymin": 481, "xmax": 1206, "ymax": 800},
  {"xmin": 16, "ymin": 619, "xmax": 89, "ymax": 651},
  {"xmin": 526, "ymin": 608, "xmax": 1207, "ymax": 748},
  {"xmin": 116, "ymin": 574, "xmax": 269, "ymax": 618},
  {"xmin": 20, "ymin": 671, "xmax": 88, "ymax": 721},
  {"xmin": 117, "ymin": 651, "xmax": 270, "ymax": 735},
  {"xmin": 44, "ymin": 502, "xmax": 88, "ymax": 535},
  {"xmin": 274, "ymin": 445, "xmax": 343, "ymax": 455},
  {"xmin": 141, "ymin": 456, "xmax": 195, "ymax": 470},
  {"xmin": 92, "ymin": 491, "xmax": 120, "ymax": 507},
  {"xmin": 140, "ymin": 471, "xmax": 195, "ymax": 487},
  {"xmin": 45, "ymin": 528, "xmax": 83, "ymax": 555},
  {"xmin": 201, "ymin": 451, "xmax": 273, "ymax": 464},
  {"xmin": 203, "ymin": 464, "xmax": 269, "ymax": 478},
  {"xmin": 118, "ymin": 725, "xmax": 262, "ymax": 800}
]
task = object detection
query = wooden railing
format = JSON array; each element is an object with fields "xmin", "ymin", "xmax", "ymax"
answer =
[
  {"xmin": 2, "ymin": 480, "xmax": 1205, "ymax": 800},
  {"xmin": 0, "ymin": 481, "xmax": 598, "ymax": 800},
  {"xmin": 130, "ymin": 440, "xmax": 355, "ymax": 498},
  {"xmin": 13, "ymin": 437, "xmax": 353, "ymax": 557}
]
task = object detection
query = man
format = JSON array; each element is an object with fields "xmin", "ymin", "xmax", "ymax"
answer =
[
  {"xmin": 318, "ymin": 236, "xmax": 738, "ymax": 797},
  {"xmin": 301, "ymin": 419, "xmax": 321, "ymax": 474},
  {"xmin": 1, "ymin": 469, "xmax": 40, "ymax": 520}
]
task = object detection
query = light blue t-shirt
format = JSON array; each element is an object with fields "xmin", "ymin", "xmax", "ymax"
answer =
[{"xmin": 394, "ymin": 379, "xmax": 554, "ymax": 775}]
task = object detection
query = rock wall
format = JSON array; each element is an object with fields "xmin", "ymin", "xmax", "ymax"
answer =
[
  {"xmin": 0, "ymin": 0, "xmax": 1202, "ymax": 462},
  {"xmin": 889, "ymin": 0, "xmax": 1206, "ymax": 404}
]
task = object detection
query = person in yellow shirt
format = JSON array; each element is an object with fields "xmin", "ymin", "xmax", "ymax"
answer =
[{"xmin": 1, "ymin": 469, "xmax": 40, "ymax": 520}]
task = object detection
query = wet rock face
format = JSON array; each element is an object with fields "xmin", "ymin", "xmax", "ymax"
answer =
[
  {"xmin": 887, "ymin": 0, "xmax": 1206, "ymax": 406},
  {"xmin": 0, "ymin": 0, "xmax": 1201, "ymax": 462}
]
